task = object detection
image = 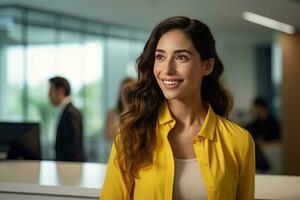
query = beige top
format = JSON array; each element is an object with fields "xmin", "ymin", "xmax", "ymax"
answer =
[{"xmin": 173, "ymin": 158, "xmax": 207, "ymax": 200}]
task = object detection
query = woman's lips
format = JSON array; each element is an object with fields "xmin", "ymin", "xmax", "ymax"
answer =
[{"xmin": 162, "ymin": 79, "xmax": 182, "ymax": 89}]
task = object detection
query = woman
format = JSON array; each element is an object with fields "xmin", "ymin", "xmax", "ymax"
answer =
[
  {"xmin": 101, "ymin": 16, "xmax": 255, "ymax": 200},
  {"xmin": 105, "ymin": 77, "xmax": 134, "ymax": 141}
]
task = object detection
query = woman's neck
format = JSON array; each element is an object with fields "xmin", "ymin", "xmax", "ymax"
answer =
[{"xmin": 167, "ymin": 98, "xmax": 207, "ymax": 128}]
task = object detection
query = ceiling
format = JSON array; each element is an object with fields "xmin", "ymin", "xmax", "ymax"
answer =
[{"xmin": 0, "ymin": 0, "xmax": 299, "ymax": 34}]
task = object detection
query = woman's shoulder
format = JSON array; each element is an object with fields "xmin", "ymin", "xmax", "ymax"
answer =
[
  {"xmin": 216, "ymin": 115, "xmax": 254, "ymax": 144},
  {"xmin": 215, "ymin": 116, "xmax": 255, "ymax": 162}
]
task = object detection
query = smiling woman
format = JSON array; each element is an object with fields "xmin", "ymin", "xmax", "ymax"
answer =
[
  {"xmin": 101, "ymin": 16, "xmax": 255, "ymax": 200},
  {"xmin": 153, "ymin": 29, "xmax": 214, "ymax": 102}
]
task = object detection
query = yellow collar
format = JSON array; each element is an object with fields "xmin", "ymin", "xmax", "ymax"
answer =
[{"xmin": 158, "ymin": 101, "xmax": 217, "ymax": 141}]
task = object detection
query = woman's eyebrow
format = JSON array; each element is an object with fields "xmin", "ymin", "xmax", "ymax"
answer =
[
  {"xmin": 155, "ymin": 49, "xmax": 165, "ymax": 53},
  {"xmin": 174, "ymin": 49, "xmax": 192, "ymax": 55},
  {"xmin": 155, "ymin": 49, "xmax": 192, "ymax": 55}
]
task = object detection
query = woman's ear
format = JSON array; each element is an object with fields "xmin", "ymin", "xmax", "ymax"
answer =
[{"xmin": 203, "ymin": 58, "xmax": 214, "ymax": 76}]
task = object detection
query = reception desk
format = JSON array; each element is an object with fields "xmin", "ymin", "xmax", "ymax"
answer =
[
  {"xmin": 255, "ymin": 174, "xmax": 300, "ymax": 199},
  {"xmin": 0, "ymin": 160, "xmax": 105, "ymax": 200},
  {"xmin": 0, "ymin": 160, "xmax": 300, "ymax": 199}
]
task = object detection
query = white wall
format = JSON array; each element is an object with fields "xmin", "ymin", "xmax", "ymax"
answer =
[{"xmin": 215, "ymin": 30, "xmax": 273, "ymax": 122}]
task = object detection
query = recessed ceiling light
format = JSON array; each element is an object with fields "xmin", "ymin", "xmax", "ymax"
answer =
[{"xmin": 242, "ymin": 11, "xmax": 296, "ymax": 34}]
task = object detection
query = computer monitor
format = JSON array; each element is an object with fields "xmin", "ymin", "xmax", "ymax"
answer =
[{"xmin": 0, "ymin": 122, "xmax": 41, "ymax": 160}]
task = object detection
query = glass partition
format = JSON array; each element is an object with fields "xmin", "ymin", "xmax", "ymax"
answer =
[{"xmin": 0, "ymin": 5, "xmax": 146, "ymax": 162}]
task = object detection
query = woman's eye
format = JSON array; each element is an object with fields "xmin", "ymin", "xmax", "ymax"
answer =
[
  {"xmin": 176, "ymin": 55, "xmax": 188, "ymax": 61},
  {"xmin": 155, "ymin": 54, "xmax": 164, "ymax": 61}
]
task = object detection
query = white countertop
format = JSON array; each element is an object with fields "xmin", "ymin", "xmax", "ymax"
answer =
[
  {"xmin": 0, "ymin": 160, "xmax": 106, "ymax": 198},
  {"xmin": 255, "ymin": 174, "xmax": 300, "ymax": 199},
  {"xmin": 1, "ymin": 160, "xmax": 300, "ymax": 199}
]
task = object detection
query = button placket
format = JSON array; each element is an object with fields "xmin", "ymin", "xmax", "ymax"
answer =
[
  {"xmin": 194, "ymin": 138, "xmax": 217, "ymax": 199},
  {"xmin": 201, "ymin": 161, "xmax": 208, "ymax": 167}
]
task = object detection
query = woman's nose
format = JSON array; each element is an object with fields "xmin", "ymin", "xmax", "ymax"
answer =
[{"xmin": 163, "ymin": 58, "xmax": 176, "ymax": 74}]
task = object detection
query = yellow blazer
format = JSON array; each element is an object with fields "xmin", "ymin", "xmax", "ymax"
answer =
[{"xmin": 101, "ymin": 102, "xmax": 255, "ymax": 200}]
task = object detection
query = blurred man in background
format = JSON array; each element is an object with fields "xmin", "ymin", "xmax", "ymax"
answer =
[
  {"xmin": 49, "ymin": 76, "xmax": 84, "ymax": 162},
  {"xmin": 246, "ymin": 97, "xmax": 281, "ymax": 174}
]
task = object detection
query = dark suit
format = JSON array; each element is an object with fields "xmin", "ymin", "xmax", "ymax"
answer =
[{"xmin": 55, "ymin": 102, "xmax": 84, "ymax": 162}]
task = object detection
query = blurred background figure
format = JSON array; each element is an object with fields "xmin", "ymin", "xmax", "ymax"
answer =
[
  {"xmin": 104, "ymin": 77, "xmax": 134, "ymax": 141},
  {"xmin": 246, "ymin": 97, "xmax": 281, "ymax": 174},
  {"xmin": 49, "ymin": 76, "xmax": 84, "ymax": 162}
]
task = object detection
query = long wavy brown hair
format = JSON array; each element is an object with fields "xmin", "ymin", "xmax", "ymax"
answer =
[{"xmin": 116, "ymin": 16, "xmax": 233, "ymax": 180}]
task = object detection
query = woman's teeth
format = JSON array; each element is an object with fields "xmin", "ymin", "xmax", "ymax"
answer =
[{"xmin": 164, "ymin": 80, "xmax": 179, "ymax": 85}]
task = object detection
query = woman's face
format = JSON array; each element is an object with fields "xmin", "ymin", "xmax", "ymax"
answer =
[{"xmin": 153, "ymin": 29, "xmax": 213, "ymax": 102}]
